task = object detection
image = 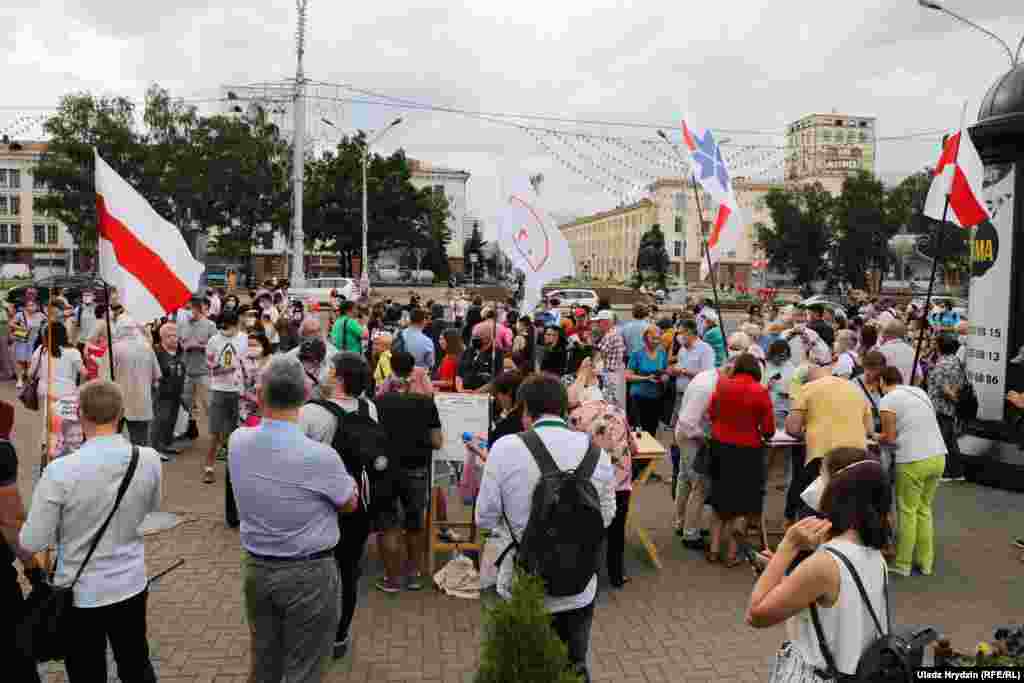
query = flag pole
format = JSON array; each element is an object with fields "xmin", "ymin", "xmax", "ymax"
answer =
[
  {"xmin": 690, "ymin": 176, "xmax": 724, "ymax": 333},
  {"xmin": 911, "ymin": 103, "xmax": 968, "ymax": 386},
  {"xmin": 102, "ymin": 281, "xmax": 116, "ymax": 381}
]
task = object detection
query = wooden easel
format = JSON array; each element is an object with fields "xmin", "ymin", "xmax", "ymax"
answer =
[{"xmin": 425, "ymin": 487, "xmax": 481, "ymax": 577}]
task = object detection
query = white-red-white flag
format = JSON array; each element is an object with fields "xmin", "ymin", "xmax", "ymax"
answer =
[
  {"xmin": 924, "ymin": 129, "xmax": 989, "ymax": 229},
  {"xmin": 95, "ymin": 150, "xmax": 203, "ymax": 323}
]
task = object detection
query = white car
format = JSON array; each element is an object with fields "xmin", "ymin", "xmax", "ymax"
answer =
[
  {"xmin": 546, "ymin": 288, "xmax": 599, "ymax": 310},
  {"xmin": 289, "ymin": 277, "xmax": 357, "ymax": 306}
]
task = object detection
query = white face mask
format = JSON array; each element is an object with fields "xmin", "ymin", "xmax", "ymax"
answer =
[
  {"xmin": 82, "ymin": 295, "xmax": 94, "ymax": 304},
  {"xmin": 800, "ymin": 475, "xmax": 825, "ymax": 513}
]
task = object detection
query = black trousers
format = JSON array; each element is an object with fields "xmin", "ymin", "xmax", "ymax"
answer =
[
  {"xmin": 937, "ymin": 415, "xmax": 964, "ymax": 478},
  {"xmin": 785, "ymin": 450, "xmax": 820, "ymax": 521},
  {"xmin": 334, "ymin": 507, "xmax": 372, "ymax": 642},
  {"xmin": 1, "ymin": 569, "xmax": 41, "ymax": 683},
  {"xmin": 607, "ymin": 491, "xmax": 631, "ymax": 585},
  {"xmin": 550, "ymin": 600, "xmax": 595, "ymax": 683},
  {"xmin": 152, "ymin": 397, "xmax": 179, "ymax": 450},
  {"xmin": 225, "ymin": 467, "xmax": 239, "ymax": 528},
  {"xmin": 64, "ymin": 588, "xmax": 157, "ymax": 683}
]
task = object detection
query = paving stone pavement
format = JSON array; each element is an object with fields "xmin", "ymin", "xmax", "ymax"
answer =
[{"xmin": 12, "ymin": 379, "xmax": 1024, "ymax": 682}]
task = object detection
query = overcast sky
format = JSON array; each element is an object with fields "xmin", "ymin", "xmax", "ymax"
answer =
[{"xmin": 3, "ymin": 0, "xmax": 1023, "ymax": 235}]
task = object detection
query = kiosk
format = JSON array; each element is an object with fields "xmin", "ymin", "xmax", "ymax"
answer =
[{"xmin": 961, "ymin": 65, "xmax": 1024, "ymax": 491}]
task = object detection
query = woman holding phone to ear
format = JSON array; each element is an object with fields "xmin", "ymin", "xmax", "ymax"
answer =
[{"xmin": 747, "ymin": 448, "xmax": 890, "ymax": 683}]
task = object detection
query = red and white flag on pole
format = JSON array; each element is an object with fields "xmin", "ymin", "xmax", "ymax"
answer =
[
  {"xmin": 923, "ymin": 127, "xmax": 989, "ymax": 229},
  {"xmin": 95, "ymin": 150, "xmax": 203, "ymax": 323}
]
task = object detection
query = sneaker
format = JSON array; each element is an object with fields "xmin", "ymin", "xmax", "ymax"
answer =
[
  {"xmin": 1013, "ymin": 538, "xmax": 1024, "ymax": 550},
  {"xmin": 406, "ymin": 573, "xmax": 425, "ymax": 591},
  {"xmin": 886, "ymin": 563, "xmax": 911, "ymax": 577},
  {"xmin": 332, "ymin": 634, "xmax": 350, "ymax": 659},
  {"xmin": 375, "ymin": 577, "xmax": 402, "ymax": 594},
  {"xmin": 202, "ymin": 467, "xmax": 215, "ymax": 484},
  {"xmin": 15, "ymin": 380, "xmax": 23, "ymax": 391},
  {"xmin": 681, "ymin": 537, "xmax": 706, "ymax": 552}
]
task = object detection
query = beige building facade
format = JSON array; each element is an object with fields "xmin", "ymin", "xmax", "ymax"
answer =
[
  {"xmin": 560, "ymin": 178, "xmax": 780, "ymax": 288},
  {"xmin": 786, "ymin": 112, "xmax": 877, "ymax": 193},
  {"xmin": 0, "ymin": 141, "xmax": 74, "ymax": 275}
]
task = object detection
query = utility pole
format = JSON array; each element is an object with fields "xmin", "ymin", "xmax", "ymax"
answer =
[{"xmin": 289, "ymin": 0, "xmax": 309, "ymax": 287}]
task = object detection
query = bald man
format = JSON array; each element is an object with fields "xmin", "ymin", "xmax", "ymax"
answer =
[
  {"xmin": 879, "ymin": 319, "xmax": 922, "ymax": 387},
  {"xmin": 286, "ymin": 317, "xmax": 338, "ymax": 398},
  {"xmin": 153, "ymin": 321, "xmax": 186, "ymax": 457}
]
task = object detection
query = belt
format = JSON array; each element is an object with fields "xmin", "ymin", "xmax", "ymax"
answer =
[{"xmin": 247, "ymin": 548, "xmax": 333, "ymax": 563}]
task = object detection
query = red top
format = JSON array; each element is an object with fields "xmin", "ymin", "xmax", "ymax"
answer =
[
  {"xmin": 708, "ymin": 374, "xmax": 775, "ymax": 448},
  {"xmin": 438, "ymin": 355, "xmax": 459, "ymax": 384}
]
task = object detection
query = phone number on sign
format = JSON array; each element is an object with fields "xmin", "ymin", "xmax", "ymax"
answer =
[{"xmin": 969, "ymin": 326, "xmax": 1005, "ymax": 339}]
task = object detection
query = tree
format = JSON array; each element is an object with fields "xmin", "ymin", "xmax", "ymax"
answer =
[
  {"xmin": 832, "ymin": 171, "xmax": 896, "ymax": 291},
  {"xmin": 476, "ymin": 571, "xmax": 582, "ymax": 683},
  {"xmin": 304, "ymin": 135, "xmax": 449, "ymax": 276},
  {"xmin": 633, "ymin": 223, "xmax": 670, "ymax": 290},
  {"xmin": 464, "ymin": 220, "xmax": 486, "ymax": 270},
  {"xmin": 756, "ymin": 182, "xmax": 834, "ymax": 287},
  {"xmin": 887, "ymin": 169, "xmax": 970, "ymax": 281},
  {"xmin": 33, "ymin": 93, "xmax": 148, "ymax": 259}
]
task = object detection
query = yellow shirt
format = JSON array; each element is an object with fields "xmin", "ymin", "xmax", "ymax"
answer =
[
  {"xmin": 791, "ymin": 375, "xmax": 871, "ymax": 464},
  {"xmin": 374, "ymin": 351, "xmax": 393, "ymax": 384}
]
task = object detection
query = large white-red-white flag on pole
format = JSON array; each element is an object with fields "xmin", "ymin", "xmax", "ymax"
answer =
[
  {"xmin": 923, "ymin": 126, "xmax": 989, "ymax": 229},
  {"xmin": 95, "ymin": 150, "xmax": 203, "ymax": 323}
]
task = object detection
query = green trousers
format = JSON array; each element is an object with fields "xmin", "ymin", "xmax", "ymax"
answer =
[{"xmin": 893, "ymin": 454, "xmax": 946, "ymax": 575}]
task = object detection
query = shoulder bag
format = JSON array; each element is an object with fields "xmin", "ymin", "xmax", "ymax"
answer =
[
  {"xmin": 954, "ymin": 358, "xmax": 978, "ymax": 423},
  {"xmin": 17, "ymin": 446, "xmax": 140, "ymax": 662},
  {"xmin": 18, "ymin": 350, "xmax": 42, "ymax": 411}
]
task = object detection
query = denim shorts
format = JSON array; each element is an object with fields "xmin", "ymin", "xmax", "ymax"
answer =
[{"xmin": 374, "ymin": 467, "xmax": 430, "ymax": 531}]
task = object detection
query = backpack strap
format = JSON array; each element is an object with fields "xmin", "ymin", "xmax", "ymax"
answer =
[
  {"xmin": 518, "ymin": 430, "xmax": 560, "ymax": 479},
  {"xmin": 823, "ymin": 546, "xmax": 888, "ymax": 636},
  {"xmin": 575, "ymin": 439, "xmax": 601, "ymax": 481},
  {"xmin": 809, "ymin": 603, "xmax": 840, "ymax": 679}
]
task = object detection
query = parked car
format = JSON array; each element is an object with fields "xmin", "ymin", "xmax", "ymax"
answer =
[
  {"xmin": 546, "ymin": 288, "xmax": 599, "ymax": 310},
  {"xmin": 377, "ymin": 267, "xmax": 402, "ymax": 283},
  {"xmin": 288, "ymin": 277, "xmax": 357, "ymax": 306},
  {"xmin": 409, "ymin": 269, "xmax": 434, "ymax": 284}
]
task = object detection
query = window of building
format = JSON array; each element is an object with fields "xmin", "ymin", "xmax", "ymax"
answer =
[
  {"xmin": 0, "ymin": 224, "xmax": 7, "ymax": 243},
  {"xmin": 0, "ymin": 196, "xmax": 6, "ymax": 215},
  {"xmin": 673, "ymin": 240, "xmax": 682, "ymax": 257},
  {"xmin": 0, "ymin": 170, "xmax": 20, "ymax": 190},
  {"xmin": 726, "ymin": 250, "xmax": 736, "ymax": 258},
  {"xmin": 261, "ymin": 231, "xmax": 274, "ymax": 250},
  {"xmin": 674, "ymin": 215, "xmax": 683, "ymax": 233},
  {"xmin": 33, "ymin": 224, "xmax": 45, "ymax": 244},
  {"xmin": 48, "ymin": 225, "xmax": 59, "ymax": 244},
  {"xmin": 9, "ymin": 197, "xmax": 18, "ymax": 216},
  {"xmin": 432, "ymin": 184, "xmax": 444, "ymax": 197},
  {"xmin": 0, "ymin": 170, "xmax": 9, "ymax": 189},
  {"xmin": 11, "ymin": 224, "xmax": 20, "ymax": 244},
  {"xmin": 823, "ymin": 130, "xmax": 832, "ymax": 141},
  {"xmin": 673, "ymin": 192, "xmax": 686, "ymax": 210},
  {"xmin": 32, "ymin": 172, "xmax": 45, "ymax": 190}
]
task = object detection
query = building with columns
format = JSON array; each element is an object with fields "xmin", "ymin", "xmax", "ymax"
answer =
[{"xmin": 560, "ymin": 177, "xmax": 779, "ymax": 288}]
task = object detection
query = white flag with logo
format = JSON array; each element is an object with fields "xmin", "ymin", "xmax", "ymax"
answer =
[{"xmin": 497, "ymin": 177, "xmax": 575, "ymax": 314}]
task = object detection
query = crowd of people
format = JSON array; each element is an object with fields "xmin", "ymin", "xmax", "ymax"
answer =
[{"xmin": 2, "ymin": 278, "xmax": 1022, "ymax": 683}]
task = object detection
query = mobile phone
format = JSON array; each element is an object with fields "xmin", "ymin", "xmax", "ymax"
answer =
[{"xmin": 771, "ymin": 373, "xmax": 782, "ymax": 381}]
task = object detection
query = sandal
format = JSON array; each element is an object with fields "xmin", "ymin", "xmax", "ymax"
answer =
[
  {"xmin": 724, "ymin": 557, "xmax": 743, "ymax": 569},
  {"xmin": 705, "ymin": 550, "xmax": 719, "ymax": 564}
]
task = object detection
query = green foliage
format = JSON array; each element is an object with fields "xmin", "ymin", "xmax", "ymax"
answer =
[
  {"xmin": 756, "ymin": 183, "xmax": 834, "ymax": 287},
  {"xmin": 476, "ymin": 571, "xmax": 583, "ymax": 683},
  {"xmin": 303, "ymin": 135, "xmax": 450, "ymax": 277},
  {"xmin": 832, "ymin": 171, "xmax": 896, "ymax": 290},
  {"xmin": 634, "ymin": 223, "xmax": 670, "ymax": 290}
]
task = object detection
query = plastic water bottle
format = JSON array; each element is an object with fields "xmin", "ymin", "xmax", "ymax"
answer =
[{"xmin": 462, "ymin": 431, "xmax": 488, "ymax": 451}]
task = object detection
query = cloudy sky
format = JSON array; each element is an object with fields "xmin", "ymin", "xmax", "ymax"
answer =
[{"xmin": 3, "ymin": 0, "xmax": 1023, "ymax": 235}]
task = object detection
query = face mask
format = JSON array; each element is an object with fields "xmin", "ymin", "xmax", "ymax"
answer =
[
  {"xmin": 800, "ymin": 475, "xmax": 824, "ymax": 513},
  {"xmin": 82, "ymin": 295, "xmax": 94, "ymax": 305}
]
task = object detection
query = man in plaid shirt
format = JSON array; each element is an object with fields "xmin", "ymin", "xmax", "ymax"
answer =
[{"xmin": 594, "ymin": 310, "xmax": 626, "ymax": 410}]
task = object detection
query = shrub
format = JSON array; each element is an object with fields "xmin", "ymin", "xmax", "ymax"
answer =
[{"xmin": 476, "ymin": 571, "xmax": 583, "ymax": 683}]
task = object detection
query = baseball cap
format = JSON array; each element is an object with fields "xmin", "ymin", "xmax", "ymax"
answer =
[
  {"xmin": 298, "ymin": 337, "xmax": 326, "ymax": 364},
  {"xmin": 593, "ymin": 310, "xmax": 615, "ymax": 322},
  {"xmin": 702, "ymin": 308, "xmax": 719, "ymax": 323}
]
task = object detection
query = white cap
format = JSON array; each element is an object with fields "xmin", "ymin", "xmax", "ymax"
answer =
[
  {"xmin": 702, "ymin": 308, "xmax": 719, "ymax": 323},
  {"xmin": 593, "ymin": 310, "xmax": 615, "ymax": 322}
]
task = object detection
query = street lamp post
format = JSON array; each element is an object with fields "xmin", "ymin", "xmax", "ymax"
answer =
[
  {"xmin": 917, "ymin": 0, "xmax": 1022, "ymax": 67},
  {"xmin": 360, "ymin": 117, "xmax": 403, "ymax": 298}
]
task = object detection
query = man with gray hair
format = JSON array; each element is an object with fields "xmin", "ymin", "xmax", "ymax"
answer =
[
  {"xmin": 879, "ymin": 319, "xmax": 922, "ymax": 386},
  {"xmin": 112, "ymin": 317, "xmax": 161, "ymax": 446},
  {"xmin": 229, "ymin": 355, "xmax": 358, "ymax": 683},
  {"xmin": 287, "ymin": 316, "xmax": 338, "ymax": 398}
]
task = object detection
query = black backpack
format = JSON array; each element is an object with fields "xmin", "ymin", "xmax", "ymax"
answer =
[
  {"xmin": 306, "ymin": 399, "xmax": 395, "ymax": 506},
  {"xmin": 811, "ymin": 547, "xmax": 937, "ymax": 683},
  {"xmin": 954, "ymin": 359, "xmax": 979, "ymax": 423},
  {"xmin": 498, "ymin": 430, "xmax": 605, "ymax": 597}
]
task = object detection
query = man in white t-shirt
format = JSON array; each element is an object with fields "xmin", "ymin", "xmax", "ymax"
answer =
[
  {"xmin": 20, "ymin": 380, "xmax": 162, "ymax": 682},
  {"xmin": 878, "ymin": 320, "xmax": 922, "ymax": 387},
  {"xmin": 203, "ymin": 310, "xmax": 247, "ymax": 484},
  {"xmin": 476, "ymin": 375, "xmax": 615, "ymax": 682}
]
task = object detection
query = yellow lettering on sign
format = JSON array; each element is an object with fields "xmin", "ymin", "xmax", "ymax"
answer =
[{"xmin": 973, "ymin": 240, "xmax": 994, "ymax": 262}]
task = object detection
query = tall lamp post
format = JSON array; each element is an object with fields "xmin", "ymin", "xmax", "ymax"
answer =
[
  {"xmin": 290, "ymin": 0, "xmax": 309, "ymax": 288},
  {"xmin": 917, "ymin": 0, "xmax": 1023, "ymax": 67},
  {"xmin": 360, "ymin": 117, "xmax": 403, "ymax": 297}
]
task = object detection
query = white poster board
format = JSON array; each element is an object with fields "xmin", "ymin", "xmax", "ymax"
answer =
[
  {"xmin": 433, "ymin": 392, "xmax": 490, "ymax": 462},
  {"xmin": 967, "ymin": 163, "xmax": 1015, "ymax": 422}
]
